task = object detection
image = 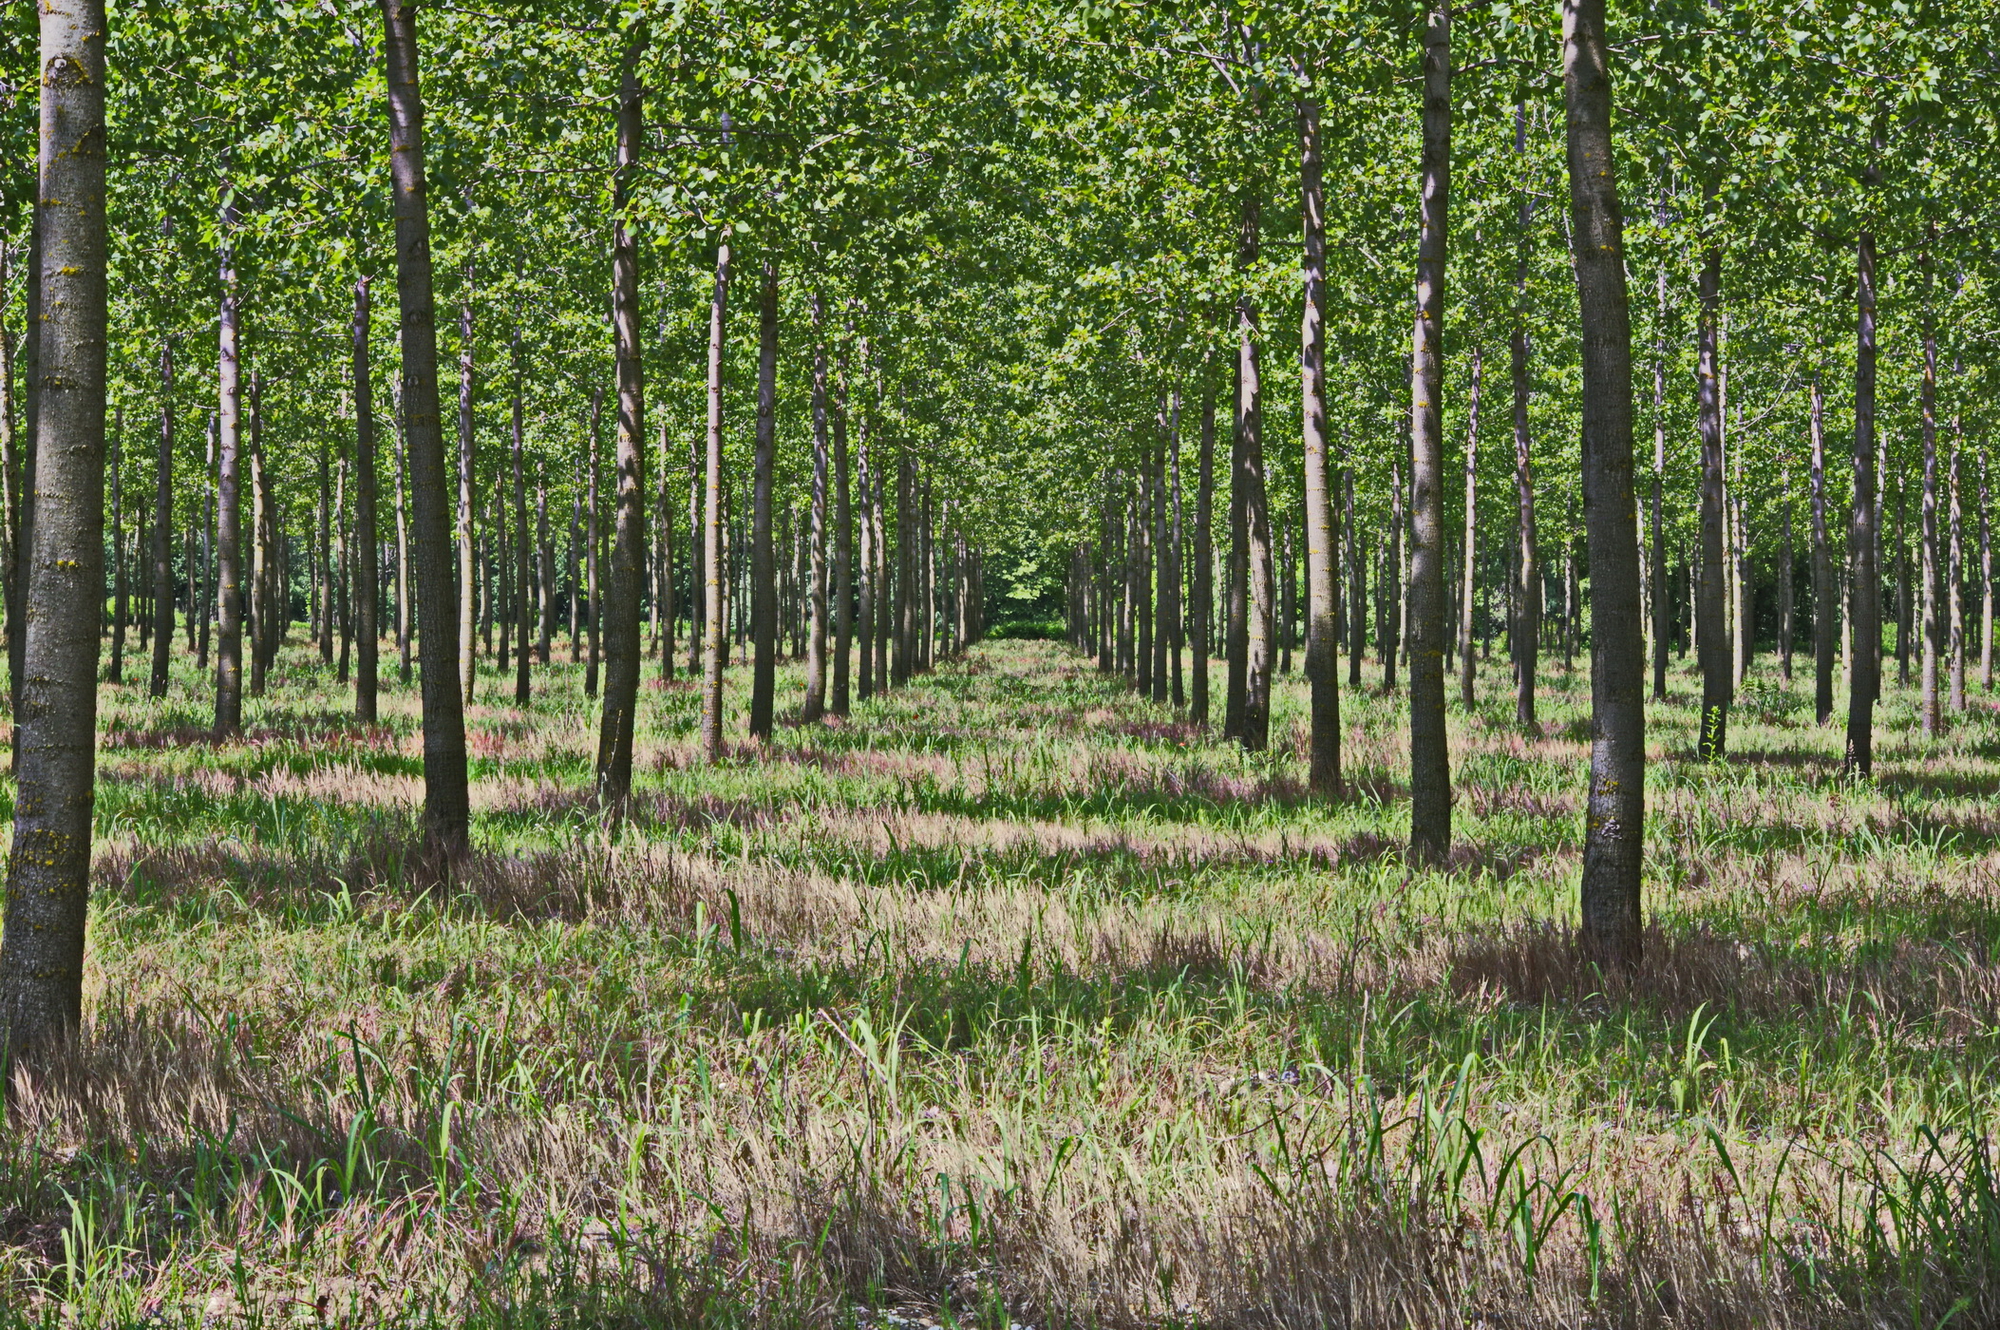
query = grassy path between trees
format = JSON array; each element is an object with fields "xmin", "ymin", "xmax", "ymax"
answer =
[{"xmin": 8, "ymin": 637, "xmax": 2000, "ymax": 1325}]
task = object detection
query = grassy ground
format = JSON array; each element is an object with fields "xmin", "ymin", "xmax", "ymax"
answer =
[{"xmin": 2, "ymin": 631, "xmax": 1999, "ymax": 1326}]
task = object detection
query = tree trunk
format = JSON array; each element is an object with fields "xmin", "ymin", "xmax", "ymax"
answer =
[
  {"xmin": 1920, "ymin": 265, "xmax": 1941, "ymax": 735},
  {"xmin": 804, "ymin": 292, "xmax": 830, "ymax": 721},
  {"xmin": 1809, "ymin": 377, "xmax": 1834, "ymax": 721},
  {"xmin": 700, "ymin": 236, "xmax": 730, "ymax": 760},
  {"xmin": 1237, "ymin": 192, "xmax": 1274, "ymax": 754},
  {"xmin": 214, "ymin": 199, "xmax": 245, "ymax": 738},
  {"xmin": 1151, "ymin": 438, "xmax": 1169, "ymax": 701},
  {"xmin": 537, "ymin": 475, "xmax": 552, "ymax": 664},
  {"xmin": 585, "ymin": 387, "xmax": 602, "ymax": 697},
  {"xmin": 1563, "ymin": 0, "xmax": 1645, "ymax": 966},
  {"xmin": 1459, "ymin": 346, "xmax": 1481, "ymax": 711},
  {"xmin": 1299, "ymin": 97, "xmax": 1340, "ymax": 789},
  {"xmin": 1650, "ymin": 255, "xmax": 1668, "ymax": 701},
  {"xmin": 1385, "ymin": 461, "xmax": 1403, "ymax": 691},
  {"xmin": 1225, "ymin": 376, "xmax": 1248, "ymax": 739},
  {"xmin": 378, "ymin": 0, "xmax": 470, "ymax": 854},
  {"xmin": 1347, "ymin": 467, "xmax": 1364, "ymax": 689},
  {"xmin": 1406, "ymin": 2, "xmax": 1452, "ymax": 863},
  {"xmin": 857, "ymin": 413, "xmax": 875, "ymax": 701},
  {"xmin": 832, "ymin": 327, "xmax": 852, "ymax": 714},
  {"xmin": 597, "ymin": 32, "xmax": 648, "ymax": 799},
  {"xmin": 152, "ymin": 343, "xmax": 175, "ymax": 697},
  {"xmin": 199, "ymin": 419, "xmax": 213, "ymax": 670},
  {"xmin": 749, "ymin": 256, "xmax": 779, "ymax": 738},
  {"xmin": 109, "ymin": 409, "xmax": 125, "ymax": 683},
  {"xmin": 896, "ymin": 450, "xmax": 916, "ymax": 686},
  {"xmin": 1510, "ymin": 108, "xmax": 1538, "ymax": 728},
  {"xmin": 1780, "ymin": 468, "xmax": 1794, "ymax": 682},
  {"xmin": 2, "ymin": 0, "xmax": 109, "ymax": 1055},
  {"xmin": 1191, "ymin": 377, "xmax": 1214, "ymax": 724},
  {"xmin": 1949, "ymin": 409, "xmax": 1965, "ymax": 713},
  {"xmin": 509, "ymin": 335, "xmax": 530, "ymax": 708},
  {"xmin": 1694, "ymin": 248, "xmax": 1730, "ymax": 757},
  {"xmin": 1983, "ymin": 443, "xmax": 1993, "ymax": 693},
  {"xmin": 456, "ymin": 273, "xmax": 476, "ymax": 706},
  {"xmin": 353, "ymin": 278, "xmax": 380, "ymax": 722},
  {"xmin": 336, "ymin": 434, "xmax": 351, "ymax": 685},
  {"xmin": 874, "ymin": 446, "xmax": 889, "ymax": 689},
  {"xmin": 1168, "ymin": 391, "xmax": 1186, "ymax": 708},
  {"xmin": 1844, "ymin": 219, "xmax": 1881, "ymax": 777},
  {"xmin": 0, "ymin": 250, "xmax": 18, "ymax": 726},
  {"xmin": 655, "ymin": 420, "xmax": 673, "ymax": 680}
]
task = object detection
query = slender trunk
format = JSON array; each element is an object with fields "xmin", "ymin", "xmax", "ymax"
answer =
[
  {"xmin": 12, "ymin": 216, "xmax": 39, "ymax": 756},
  {"xmin": 1346, "ymin": 467, "xmax": 1364, "ymax": 687},
  {"xmin": 1510, "ymin": 107, "xmax": 1538, "ymax": 727},
  {"xmin": 353, "ymin": 277, "xmax": 380, "ymax": 721},
  {"xmin": 1225, "ymin": 383, "xmax": 1248, "ymax": 738},
  {"xmin": 1151, "ymin": 438, "xmax": 1169, "ymax": 701},
  {"xmin": 379, "ymin": 0, "xmax": 470, "ymax": 853},
  {"xmin": 537, "ymin": 474, "xmax": 553, "ymax": 664},
  {"xmin": 1650, "ymin": 250, "xmax": 1668, "ymax": 701},
  {"xmin": 1459, "ymin": 346, "xmax": 1481, "ymax": 711},
  {"xmin": 655, "ymin": 420, "xmax": 673, "ymax": 679},
  {"xmin": 1385, "ymin": 460, "xmax": 1403, "ymax": 690},
  {"xmin": 214, "ymin": 199, "xmax": 245, "ymax": 738},
  {"xmin": 199, "ymin": 419, "xmax": 212, "ymax": 670},
  {"xmin": 1168, "ymin": 391, "xmax": 1186, "ymax": 708},
  {"xmin": 597, "ymin": 33, "xmax": 648, "ymax": 799},
  {"xmin": 0, "ymin": 251, "xmax": 17, "ymax": 721},
  {"xmin": 873, "ymin": 442, "xmax": 888, "ymax": 689},
  {"xmin": 1299, "ymin": 100, "xmax": 1339, "ymax": 787},
  {"xmin": 395, "ymin": 396, "xmax": 412, "ymax": 683},
  {"xmin": 1192, "ymin": 378, "xmax": 1214, "ymax": 724},
  {"xmin": 700, "ymin": 236, "xmax": 730, "ymax": 760},
  {"xmin": 832, "ymin": 326, "xmax": 852, "ymax": 714},
  {"xmin": 1238, "ymin": 193, "xmax": 1274, "ymax": 753},
  {"xmin": 1844, "ymin": 221, "xmax": 1881, "ymax": 778},
  {"xmin": 896, "ymin": 449, "xmax": 916, "ymax": 685},
  {"xmin": 509, "ymin": 334, "xmax": 530, "ymax": 708},
  {"xmin": 857, "ymin": 415, "xmax": 875, "ymax": 701},
  {"xmin": 1563, "ymin": 0, "xmax": 1645, "ymax": 966},
  {"xmin": 151, "ymin": 343, "xmax": 175, "ymax": 697},
  {"xmin": 336, "ymin": 440, "xmax": 351, "ymax": 685},
  {"xmin": 749, "ymin": 256, "xmax": 779, "ymax": 738},
  {"xmin": 1920, "ymin": 258, "xmax": 1941, "ymax": 735},
  {"xmin": 1983, "ymin": 443, "xmax": 1994, "ymax": 693},
  {"xmin": 1810, "ymin": 377, "xmax": 1834, "ymax": 721},
  {"xmin": 109, "ymin": 409, "xmax": 125, "ymax": 682},
  {"xmin": 804, "ymin": 291, "xmax": 830, "ymax": 721},
  {"xmin": 1695, "ymin": 248, "xmax": 1730, "ymax": 757},
  {"xmin": 585, "ymin": 387, "xmax": 602, "ymax": 697},
  {"xmin": 456, "ymin": 272, "xmax": 476, "ymax": 706},
  {"xmin": 2, "ymin": 0, "xmax": 109, "ymax": 1053},
  {"xmin": 1949, "ymin": 408, "xmax": 1965, "ymax": 713},
  {"xmin": 1780, "ymin": 468, "xmax": 1794, "ymax": 682},
  {"xmin": 1406, "ymin": 2, "xmax": 1452, "ymax": 862}
]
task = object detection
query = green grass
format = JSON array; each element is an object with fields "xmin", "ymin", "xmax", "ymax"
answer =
[{"xmin": 2, "ymin": 630, "xmax": 1999, "ymax": 1326}]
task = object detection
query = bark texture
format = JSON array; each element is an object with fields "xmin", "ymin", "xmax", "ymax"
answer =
[
  {"xmin": 380, "ymin": 0, "xmax": 470, "ymax": 854},
  {"xmin": 2, "ymin": 0, "xmax": 109, "ymax": 1057},
  {"xmin": 1563, "ymin": 0, "xmax": 1646, "ymax": 966}
]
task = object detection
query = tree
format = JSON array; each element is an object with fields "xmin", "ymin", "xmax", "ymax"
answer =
[
  {"xmin": 1406, "ymin": 3, "xmax": 1452, "ymax": 865},
  {"xmin": 379, "ymin": 0, "xmax": 470, "ymax": 856},
  {"xmin": 1, "ymin": 0, "xmax": 109, "ymax": 1060},
  {"xmin": 1563, "ymin": 0, "xmax": 1645, "ymax": 966}
]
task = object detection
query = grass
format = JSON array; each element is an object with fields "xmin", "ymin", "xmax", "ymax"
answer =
[{"xmin": 2, "ymin": 628, "xmax": 1999, "ymax": 1326}]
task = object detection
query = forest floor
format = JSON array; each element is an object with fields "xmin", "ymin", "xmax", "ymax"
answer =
[{"xmin": 5, "ymin": 633, "xmax": 2000, "ymax": 1326}]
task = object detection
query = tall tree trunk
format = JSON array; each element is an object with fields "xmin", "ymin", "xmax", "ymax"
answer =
[
  {"xmin": 0, "ymin": 250, "xmax": 18, "ymax": 725},
  {"xmin": 109, "ymin": 409, "xmax": 125, "ymax": 682},
  {"xmin": 857, "ymin": 415, "xmax": 875, "ymax": 701},
  {"xmin": 1694, "ymin": 248, "xmax": 1730, "ymax": 757},
  {"xmin": 198, "ymin": 419, "xmax": 212, "ymax": 670},
  {"xmin": 12, "ymin": 216, "xmax": 39, "ymax": 759},
  {"xmin": 1563, "ymin": 0, "xmax": 1645, "ymax": 966},
  {"xmin": 379, "ymin": 0, "xmax": 470, "ymax": 854},
  {"xmin": 336, "ymin": 434, "xmax": 351, "ymax": 685},
  {"xmin": 1509, "ymin": 107, "xmax": 1538, "ymax": 727},
  {"xmin": 1191, "ymin": 378, "xmax": 1214, "ymax": 724},
  {"xmin": 1949, "ymin": 409, "xmax": 1965, "ymax": 713},
  {"xmin": 804, "ymin": 292, "xmax": 830, "ymax": 721},
  {"xmin": 540, "ymin": 472, "xmax": 556, "ymax": 668},
  {"xmin": 1459, "ymin": 346, "xmax": 1481, "ymax": 711},
  {"xmin": 749, "ymin": 256, "xmax": 779, "ymax": 738},
  {"xmin": 700, "ymin": 236, "xmax": 730, "ymax": 760},
  {"xmin": 1780, "ymin": 468, "xmax": 1794, "ymax": 682},
  {"xmin": 1299, "ymin": 97, "xmax": 1339, "ymax": 789},
  {"xmin": 1168, "ymin": 390, "xmax": 1185, "ymax": 708},
  {"xmin": 1385, "ymin": 461, "xmax": 1403, "ymax": 691},
  {"xmin": 1982, "ymin": 443, "xmax": 1993, "ymax": 693},
  {"xmin": 1406, "ymin": 2, "xmax": 1452, "ymax": 863},
  {"xmin": 2, "ymin": 0, "xmax": 109, "ymax": 1055},
  {"xmin": 395, "ymin": 397, "xmax": 412, "ymax": 683},
  {"xmin": 597, "ymin": 32, "xmax": 648, "ymax": 799},
  {"xmin": 456, "ymin": 272, "xmax": 476, "ymax": 706},
  {"xmin": 832, "ymin": 327, "xmax": 852, "ymax": 714},
  {"xmin": 1237, "ymin": 192, "xmax": 1274, "ymax": 754},
  {"xmin": 509, "ymin": 334, "xmax": 530, "ymax": 708},
  {"xmin": 873, "ymin": 447, "xmax": 889, "ymax": 689},
  {"xmin": 1809, "ymin": 376, "xmax": 1835, "ymax": 721},
  {"xmin": 1347, "ymin": 467, "xmax": 1364, "ymax": 688},
  {"xmin": 1650, "ymin": 253, "xmax": 1668, "ymax": 701},
  {"xmin": 1844, "ymin": 210, "xmax": 1882, "ymax": 777},
  {"xmin": 1225, "ymin": 377, "xmax": 1248, "ymax": 738},
  {"xmin": 585, "ymin": 387, "xmax": 601, "ymax": 697},
  {"xmin": 654, "ymin": 420, "xmax": 673, "ymax": 679},
  {"xmin": 1920, "ymin": 261, "xmax": 1941, "ymax": 735},
  {"xmin": 896, "ymin": 449, "xmax": 916, "ymax": 686},
  {"xmin": 353, "ymin": 277, "xmax": 380, "ymax": 722},
  {"xmin": 214, "ymin": 199, "xmax": 245, "ymax": 738},
  {"xmin": 151, "ymin": 343, "xmax": 175, "ymax": 697},
  {"xmin": 1151, "ymin": 439, "xmax": 1169, "ymax": 701}
]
